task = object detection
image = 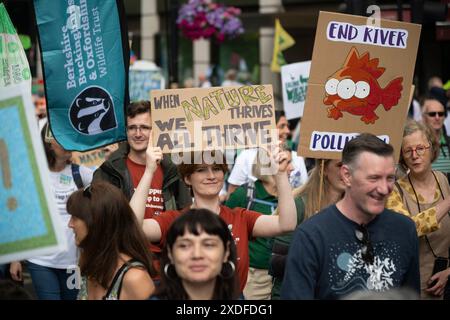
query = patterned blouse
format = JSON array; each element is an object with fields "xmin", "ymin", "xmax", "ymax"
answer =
[
  {"xmin": 386, "ymin": 171, "xmax": 450, "ymax": 299},
  {"xmin": 386, "ymin": 171, "xmax": 448, "ymax": 236}
]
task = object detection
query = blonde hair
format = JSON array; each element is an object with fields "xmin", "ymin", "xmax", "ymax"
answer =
[
  {"xmin": 399, "ymin": 119, "xmax": 439, "ymax": 167},
  {"xmin": 292, "ymin": 159, "xmax": 343, "ymax": 220}
]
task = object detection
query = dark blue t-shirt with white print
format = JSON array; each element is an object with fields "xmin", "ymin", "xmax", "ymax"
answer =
[{"xmin": 281, "ymin": 204, "xmax": 420, "ymax": 300}]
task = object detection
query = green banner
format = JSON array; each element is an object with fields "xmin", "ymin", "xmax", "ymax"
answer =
[{"xmin": 33, "ymin": 0, "xmax": 130, "ymax": 151}]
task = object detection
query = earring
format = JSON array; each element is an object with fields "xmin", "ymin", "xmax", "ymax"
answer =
[
  {"xmin": 219, "ymin": 261, "xmax": 235, "ymax": 279},
  {"xmin": 164, "ymin": 263, "xmax": 177, "ymax": 280}
]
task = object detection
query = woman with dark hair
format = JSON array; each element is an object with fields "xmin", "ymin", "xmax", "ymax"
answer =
[
  {"xmin": 10, "ymin": 123, "xmax": 93, "ymax": 300},
  {"xmin": 130, "ymin": 140, "xmax": 297, "ymax": 294},
  {"xmin": 152, "ymin": 209, "xmax": 239, "ymax": 300},
  {"xmin": 67, "ymin": 181, "xmax": 156, "ymax": 300}
]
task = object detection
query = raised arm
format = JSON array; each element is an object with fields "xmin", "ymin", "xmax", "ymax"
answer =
[
  {"xmin": 129, "ymin": 140, "xmax": 163, "ymax": 243},
  {"xmin": 252, "ymin": 147, "xmax": 297, "ymax": 237}
]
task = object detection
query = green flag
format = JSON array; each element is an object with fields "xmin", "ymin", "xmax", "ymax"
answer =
[{"xmin": 0, "ymin": 3, "xmax": 31, "ymax": 88}]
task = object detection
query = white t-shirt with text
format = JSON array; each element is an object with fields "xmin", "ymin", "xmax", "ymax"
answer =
[
  {"xmin": 28, "ymin": 164, "xmax": 93, "ymax": 269},
  {"xmin": 227, "ymin": 148, "xmax": 308, "ymax": 189}
]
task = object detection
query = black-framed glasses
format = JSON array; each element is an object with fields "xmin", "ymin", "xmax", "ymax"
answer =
[
  {"xmin": 355, "ymin": 224, "xmax": 374, "ymax": 265},
  {"xmin": 426, "ymin": 111, "xmax": 445, "ymax": 118},
  {"xmin": 402, "ymin": 145, "xmax": 430, "ymax": 158},
  {"xmin": 83, "ymin": 184, "xmax": 92, "ymax": 199},
  {"xmin": 126, "ymin": 125, "xmax": 151, "ymax": 133}
]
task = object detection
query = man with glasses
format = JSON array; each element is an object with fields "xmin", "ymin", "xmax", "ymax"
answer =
[
  {"xmin": 93, "ymin": 101, "xmax": 191, "ymax": 262},
  {"xmin": 281, "ymin": 133, "xmax": 420, "ymax": 299},
  {"xmin": 421, "ymin": 96, "xmax": 450, "ymax": 176}
]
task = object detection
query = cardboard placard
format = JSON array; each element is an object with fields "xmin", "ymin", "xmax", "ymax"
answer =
[
  {"xmin": 298, "ymin": 12, "xmax": 421, "ymax": 161},
  {"xmin": 151, "ymin": 85, "xmax": 277, "ymax": 153},
  {"xmin": 281, "ymin": 61, "xmax": 311, "ymax": 119},
  {"xmin": 71, "ymin": 143, "xmax": 118, "ymax": 169}
]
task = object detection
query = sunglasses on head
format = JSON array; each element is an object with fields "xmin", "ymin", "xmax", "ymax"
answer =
[
  {"xmin": 355, "ymin": 224, "xmax": 374, "ymax": 265},
  {"xmin": 426, "ymin": 111, "xmax": 445, "ymax": 118}
]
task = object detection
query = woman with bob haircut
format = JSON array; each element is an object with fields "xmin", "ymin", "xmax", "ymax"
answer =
[
  {"xmin": 67, "ymin": 181, "xmax": 156, "ymax": 300},
  {"xmin": 130, "ymin": 140, "xmax": 297, "ymax": 294},
  {"xmin": 151, "ymin": 208, "xmax": 239, "ymax": 300}
]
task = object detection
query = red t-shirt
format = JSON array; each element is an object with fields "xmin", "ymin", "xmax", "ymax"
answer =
[
  {"xmin": 153, "ymin": 205, "xmax": 261, "ymax": 292},
  {"xmin": 127, "ymin": 157, "xmax": 164, "ymax": 256}
]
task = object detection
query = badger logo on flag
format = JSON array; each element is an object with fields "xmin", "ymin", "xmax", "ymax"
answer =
[{"xmin": 69, "ymin": 86, "xmax": 117, "ymax": 135}]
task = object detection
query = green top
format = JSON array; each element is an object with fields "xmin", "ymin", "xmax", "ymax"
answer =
[
  {"xmin": 0, "ymin": 4, "xmax": 17, "ymax": 34},
  {"xmin": 225, "ymin": 180, "xmax": 304, "ymax": 269},
  {"xmin": 272, "ymin": 196, "xmax": 305, "ymax": 248},
  {"xmin": 431, "ymin": 132, "xmax": 450, "ymax": 174}
]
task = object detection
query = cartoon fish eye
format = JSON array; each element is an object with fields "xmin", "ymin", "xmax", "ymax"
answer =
[
  {"xmin": 325, "ymin": 78, "xmax": 339, "ymax": 95},
  {"xmin": 355, "ymin": 81, "xmax": 370, "ymax": 99},
  {"xmin": 337, "ymin": 79, "xmax": 356, "ymax": 100}
]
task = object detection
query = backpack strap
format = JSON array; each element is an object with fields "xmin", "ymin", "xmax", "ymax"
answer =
[
  {"xmin": 245, "ymin": 180, "xmax": 277, "ymax": 213},
  {"xmin": 245, "ymin": 180, "xmax": 256, "ymax": 210},
  {"xmin": 251, "ymin": 198, "xmax": 277, "ymax": 213},
  {"xmin": 71, "ymin": 163, "xmax": 84, "ymax": 189}
]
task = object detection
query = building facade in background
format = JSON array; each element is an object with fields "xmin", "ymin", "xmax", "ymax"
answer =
[{"xmin": 4, "ymin": 0, "xmax": 450, "ymax": 104}]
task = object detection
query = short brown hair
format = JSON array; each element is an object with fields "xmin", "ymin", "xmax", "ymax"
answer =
[
  {"xmin": 342, "ymin": 133, "xmax": 393, "ymax": 169},
  {"xmin": 177, "ymin": 151, "xmax": 228, "ymax": 181},
  {"xmin": 127, "ymin": 100, "xmax": 151, "ymax": 119}
]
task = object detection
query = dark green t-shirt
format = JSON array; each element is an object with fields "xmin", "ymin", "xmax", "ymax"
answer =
[{"xmin": 226, "ymin": 181, "xmax": 304, "ymax": 269}]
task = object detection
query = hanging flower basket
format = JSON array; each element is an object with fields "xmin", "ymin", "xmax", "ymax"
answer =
[{"xmin": 177, "ymin": 0, "xmax": 244, "ymax": 43}]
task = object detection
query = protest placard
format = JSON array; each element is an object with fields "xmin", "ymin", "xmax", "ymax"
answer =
[
  {"xmin": 71, "ymin": 143, "xmax": 118, "ymax": 169},
  {"xmin": 0, "ymin": 3, "xmax": 31, "ymax": 89},
  {"xmin": 281, "ymin": 61, "xmax": 311, "ymax": 119},
  {"xmin": 151, "ymin": 85, "xmax": 277, "ymax": 154},
  {"xmin": 129, "ymin": 60, "xmax": 165, "ymax": 102},
  {"xmin": 0, "ymin": 85, "xmax": 66, "ymax": 264},
  {"xmin": 298, "ymin": 12, "xmax": 421, "ymax": 161}
]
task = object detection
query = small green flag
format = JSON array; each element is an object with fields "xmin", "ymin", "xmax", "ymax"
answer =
[
  {"xmin": 271, "ymin": 19, "xmax": 296, "ymax": 72},
  {"xmin": 0, "ymin": 3, "xmax": 32, "ymax": 88}
]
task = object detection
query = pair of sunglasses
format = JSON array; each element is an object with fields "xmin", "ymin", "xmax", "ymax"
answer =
[
  {"xmin": 355, "ymin": 224, "xmax": 374, "ymax": 265},
  {"xmin": 426, "ymin": 111, "xmax": 445, "ymax": 118}
]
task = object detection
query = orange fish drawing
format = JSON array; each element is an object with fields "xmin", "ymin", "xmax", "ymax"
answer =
[{"xmin": 323, "ymin": 47, "xmax": 403, "ymax": 124}]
